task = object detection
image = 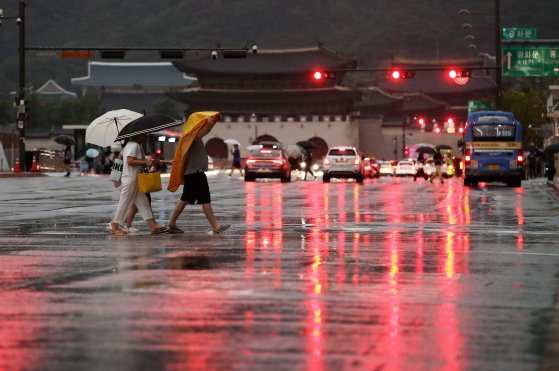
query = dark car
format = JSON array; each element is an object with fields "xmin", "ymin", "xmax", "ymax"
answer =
[{"xmin": 245, "ymin": 149, "xmax": 291, "ymax": 182}]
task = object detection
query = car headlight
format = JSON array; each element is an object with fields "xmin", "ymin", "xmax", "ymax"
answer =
[{"xmin": 313, "ymin": 164, "xmax": 319, "ymax": 171}]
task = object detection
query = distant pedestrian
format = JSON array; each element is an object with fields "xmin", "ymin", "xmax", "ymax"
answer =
[
  {"xmin": 63, "ymin": 145, "xmax": 72, "ymax": 177},
  {"xmin": 167, "ymin": 116, "xmax": 230, "ymax": 234},
  {"xmin": 229, "ymin": 144, "xmax": 244, "ymax": 177},
  {"xmin": 413, "ymin": 153, "xmax": 428, "ymax": 181},
  {"xmin": 546, "ymin": 154, "xmax": 556, "ymax": 182},
  {"xmin": 302, "ymin": 151, "xmax": 316, "ymax": 181},
  {"xmin": 429, "ymin": 149, "xmax": 444, "ymax": 184}
]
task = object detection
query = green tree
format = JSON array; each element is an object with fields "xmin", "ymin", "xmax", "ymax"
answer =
[
  {"xmin": 153, "ymin": 98, "xmax": 179, "ymax": 118},
  {"xmin": 502, "ymin": 83, "xmax": 548, "ymax": 145}
]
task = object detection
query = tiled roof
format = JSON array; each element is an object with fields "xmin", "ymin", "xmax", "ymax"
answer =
[
  {"xmin": 35, "ymin": 79, "xmax": 78, "ymax": 98},
  {"xmin": 173, "ymin": 46, "xmax": 357, "ymax": 75},
  {"xmin": 71, "ymin": 61, "xmax": 197, "ymax": 88}
]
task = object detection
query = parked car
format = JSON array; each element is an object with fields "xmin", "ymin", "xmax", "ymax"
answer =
[
  {"xmin": 395, "ymin": 160, "xmax": 416, "ymax": 177},
  {"xmin": 245, "ymin": 148, "xmax": 291, "ymax": 182},
  {"xmin": 378, "ymin": 160, "xmax": 395, "ymax": 176},
  {"xmin": 322, "ymin": 146, "xmax": 364, "ymax": 183}
]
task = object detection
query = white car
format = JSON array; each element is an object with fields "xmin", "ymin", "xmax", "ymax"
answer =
[
  {"xmin": 378, "ymin": 160, "xmax": 395, "ymax": 176},
  {"xmin": 322, "ymin": 146, "xmax": 364, "ymax": 183},
  {"xmin": 395, "ymin": 160, "xmax": 416, "ymax": 176}
]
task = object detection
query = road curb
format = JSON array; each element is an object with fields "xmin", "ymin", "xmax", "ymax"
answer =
[{"xmin": 0, "ymin": 172, "xmax": 46, "ymax": 178}]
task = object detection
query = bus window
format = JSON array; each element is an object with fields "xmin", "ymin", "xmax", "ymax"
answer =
[{"xmin": 472, "ymin": 124, "xmax": 516, "ymax": 141}]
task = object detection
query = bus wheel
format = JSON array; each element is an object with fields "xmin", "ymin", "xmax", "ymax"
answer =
[
  {"xmin": 471, "ymin": 179, "xmax": 479, "ymax": 187},
  {"xmin": 464, "ymin": 177, "xmax": 471, "ymax": 187}
]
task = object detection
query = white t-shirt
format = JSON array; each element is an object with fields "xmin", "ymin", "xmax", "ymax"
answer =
[{"xmin": 121, "ymin": 141, "xmax": 143, "ymax": 181}]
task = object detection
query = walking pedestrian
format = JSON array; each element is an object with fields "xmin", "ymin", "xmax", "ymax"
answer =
[
  {"xmin": 109, "ymin": 133, "xmax": 168, "ymax": 236},
  {"xmin": 63, "ymin": 145, "xmax": 72, "ymax": 177},
  {"xmin": 429, "ymin": 149, "xmax": 444, "ymax": 184},
  {"xmin": 228, "ymin": 144, "xmax": 244, "ymax": 177},
  {"xmin": 302, "ymin": 151, "xmax": 317, "ymax": 181},
  {"xmin": 546, "ymin": 154, "xmax": 556, "ymax": 182},
  {"xmin": 413, "ymin": 153, "xmax": 428, "ymax": 181},
  {"xmin": 167, "ymin": 116, "xmax": 230, "ymax": 234}
]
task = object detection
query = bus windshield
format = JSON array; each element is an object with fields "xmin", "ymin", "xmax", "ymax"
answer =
[{"xmin": 472, "ymin": 124, "xmax": 516, "ymax": 141}]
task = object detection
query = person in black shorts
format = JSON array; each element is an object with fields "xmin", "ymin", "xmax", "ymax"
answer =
[{"xmin": 167, "ymin": 117, "xmax": 231, "ymax": 234}]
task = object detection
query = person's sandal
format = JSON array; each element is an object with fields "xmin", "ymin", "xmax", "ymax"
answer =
[
  {"xmin": 150, "ymin": 226, "xmax": 169, "ymax": 235},
  {"xmin": 168, "ymin": 225, "xmax": 184, "ymax": 234},
  {"xmin": 213, "ymin": 224, "xmax": 231, "ymax": 235}
]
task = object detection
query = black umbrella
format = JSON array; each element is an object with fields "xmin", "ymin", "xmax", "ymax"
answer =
[
  {"xmin": 296, "ymin": 140, "xmax": 317, "ymax": 149},
  {"xmin": 543, "ymin": 143, "xmax": 559, "ymax": 155},
  {"xmin": 114, "ymin": 114, "xmax": 181, "ymax": 141},
  {"xmin": 523, "ymin": 144, "xmax": 542, "ymax": 153},
  {"xmin": 54, "ymin": 135, "xmax": 75, "ymax": 146},
  {"xmin": 416, "ymin": 146, "xmax": 436, "ymax": 155},
  {"xmin": 435, "ymin": 144, "xmax": 452, "ymax": 150}
]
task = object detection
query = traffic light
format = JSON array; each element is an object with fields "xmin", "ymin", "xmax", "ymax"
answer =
[
  {"xmin": 15, "ymin": 99, "xmax": 28, "ymax": 127},
  {"xmin": 404, "ymin": 145, "xmax": 409, "ymax": 157},
  {"xmin": 447, "ymin": 68, "xmax": 471, "ymax": 79},
  {"xmin": 311, "ymin": 70, "xmax": 335, "ymax": 81},
  {"xmin": 390, "ymin": 69, "xmax": 415, "ymax": 79},
  {"xmin": 434, "ymin": 127, "xmax": 441, "ymax": 134},
  {"xmin": 458, "ymin": 127, "xmax": 464, "ymax": 134},
  {"xmin": 416, "ymin": 116, "xmax": 426, "ymax": 126}
]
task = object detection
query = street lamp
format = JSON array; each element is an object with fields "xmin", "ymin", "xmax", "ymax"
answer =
[{"xmin": 0, "ymin": 2, "xmax": 26, "ymax": 171}]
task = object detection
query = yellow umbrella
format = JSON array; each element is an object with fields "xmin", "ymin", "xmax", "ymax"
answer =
[{"xmin": 168, "ymin": 111, "xmax": 221, "ymax": 192}]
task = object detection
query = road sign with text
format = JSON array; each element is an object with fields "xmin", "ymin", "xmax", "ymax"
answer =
[
  {"xmin": 502, "ymin": 46, "xmax": 559, "ymax": 76},
  {"xmin": 502, "ymin": 28, "xmax": 537, "ymax": 40}
]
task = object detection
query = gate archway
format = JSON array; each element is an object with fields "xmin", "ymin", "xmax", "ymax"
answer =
[{"xmin": 205, "ymin": 137, "xmax": 227, "ymax": 159}]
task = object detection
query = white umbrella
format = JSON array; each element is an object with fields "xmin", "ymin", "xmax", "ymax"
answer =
[
  {"xmin": 246, "ymin": 144, "xmax": 262, "ymax": 151},
  {"xmin": 86, "ymin": 109, "xmax": 143, "ymax": 147},
  {"xmin": 224, "ymin": 138, "xmax": 241, "ymax": 146}
]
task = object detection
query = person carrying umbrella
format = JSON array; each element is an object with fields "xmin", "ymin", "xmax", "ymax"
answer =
[
  {"xmin": 413, "ymin": 152, "xmax": 428, "ymax": 182},
  {"xmin": 63, "ymin": 145, "xmax": 73, "ymax": 177},
  {"xmin": 229, "ymin": 143, "xmax": 244, "ymax": 177},
  {"xmin": 167, "ymin": 112, "xmax": 230, "ymax": 235},
  {"xmin": 429, "ymin": 148, "xmax": 445, "ymax": 184},
  {"xmin": 109, "ymin": 132, "xmax": 168, "ymax": 235}
]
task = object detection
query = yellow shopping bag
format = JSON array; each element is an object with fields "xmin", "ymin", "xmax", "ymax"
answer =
[{"xmin": 138, "ymin": 171, "xmax": 162, "ymax": 193}]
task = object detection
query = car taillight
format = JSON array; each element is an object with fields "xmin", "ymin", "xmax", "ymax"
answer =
[
  {"xmin": 517, "ymin": 150, "xmax": 523, "ymax": 163},
  {"xmin": 272, "ymin": 160, "xmax": 283, "ymax": 165},
  {"xmin": 323, "ymin": 158, "xmax": 330, "ymax": 165},
  {"xmin": 246, "ymin": 159, "xmax": 256, "ymax": 164},
  {"xmin": 365, "ymin": 166, "xmax": 371, "ymax": 170},
  {"xmin": 465, "ymin": 149, "xmax": 471, "ymax": 164},
  {"xmin": 354, "ymin": 158, "xmax": 360, "ymax": 165}
]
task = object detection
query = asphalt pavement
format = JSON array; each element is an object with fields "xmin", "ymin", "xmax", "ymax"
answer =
[{"xmin": 1, "ymin": 172, "xmax": 559, "ymax": 370}]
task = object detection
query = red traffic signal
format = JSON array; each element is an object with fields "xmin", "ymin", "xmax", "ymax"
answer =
[
  {"xmin": 390, "ymin": 69, "xmax": 415, "ymax": 79},
  {"xmin": 417, "ymin": 117, "xmax": 425, "ymax": 125},
  {"xmin": 447, "ymin": 68, "xmax": 472, "ymax": 79},
  {"xmin": 311, "ymin": 70, "xmax": 335, "ymax": 81},
  {"xmin": 434, "ymin": 127, "xmax": 441, "ymax": 134}
]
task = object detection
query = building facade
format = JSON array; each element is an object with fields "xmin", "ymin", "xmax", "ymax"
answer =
[{"xmin": 170, "ymin": 46, "xmax": 361, "ymax": 159}]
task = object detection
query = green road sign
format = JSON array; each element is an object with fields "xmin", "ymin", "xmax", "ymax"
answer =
[
  {"xmin": 502, "ymin": 46, "xmax": 559, "ymax": 76},
  {"xmin": 468, "ymin": 100, "xmax": 491, "ymax": 113},
  {"xmin": 502, "ymin": 27, "xmax": 537, "ymax": 40}
]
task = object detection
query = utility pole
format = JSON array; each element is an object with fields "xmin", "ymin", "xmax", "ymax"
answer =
[
  {"xmin": 17, "ymin": 1, "xmax": 26, "ymax": 171},
  {"xmin": 495, "ymin": 0, "xmax": 502, "ymax": 110}
]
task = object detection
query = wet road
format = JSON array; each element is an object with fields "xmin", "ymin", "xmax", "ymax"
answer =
[{"xmin": 1, "ymin": 173, "xmax": 559, "ymax": 370}]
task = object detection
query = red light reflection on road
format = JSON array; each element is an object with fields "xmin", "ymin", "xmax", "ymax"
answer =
[{"xmin": 305, "ymin": 228, "xmax": 325, "ymax": 371}]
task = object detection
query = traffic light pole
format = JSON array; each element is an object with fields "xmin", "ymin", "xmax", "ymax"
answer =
[
  {"xmin": 495, "ymin": 0, "xmax": 502, "ymax": 110},
  {"xmin": 17, "ymin": 1, "xmax": 26, "ymax": 171}
]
